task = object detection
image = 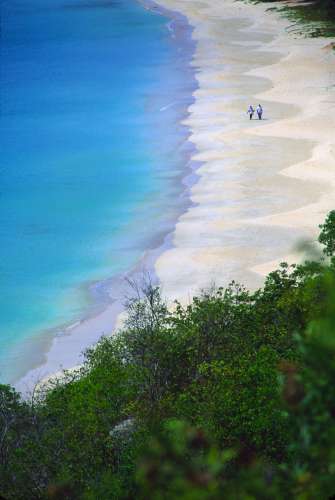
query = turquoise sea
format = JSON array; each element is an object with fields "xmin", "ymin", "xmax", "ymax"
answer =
[{"xmin": 0, "ymin": 0, "xmax": 194, "ymax": 383}]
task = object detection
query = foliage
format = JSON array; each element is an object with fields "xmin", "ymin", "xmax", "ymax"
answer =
[
  {"xmin": 1, "ymin": 214, "xmax": 335, "ymax": 498},
  {"xmin": 319, "ymin": 209, "xmax": 335, "ymax": 258},
  {"xmin": 249, "ymin": 0, "xmax": 335, "ymax": 38}
]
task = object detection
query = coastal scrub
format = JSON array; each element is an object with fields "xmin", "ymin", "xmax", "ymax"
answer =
[{"xmin": 1, "ymin": 213, "xmax": 335, "ymax": 498}]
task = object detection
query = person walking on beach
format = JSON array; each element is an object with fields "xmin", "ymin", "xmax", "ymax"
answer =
[
  {"xmin": 256, "ymin": 104, "xmax": 263, "ymax": 120},
  {"xmin": 247, "ymin": 105, "xmax": 254, "ymax": 120}
]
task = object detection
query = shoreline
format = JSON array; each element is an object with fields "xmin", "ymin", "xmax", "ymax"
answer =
[
  {"xmin": 153, "ymin": 0, "xmax": 335, "ymax": 304},
  {"xmin": 15, "ymin": 2, "xmax": 198, "ymax": 394},
  {"xmin": 15, "ymin": 0, "xmax": 335, "ymax": 393}
]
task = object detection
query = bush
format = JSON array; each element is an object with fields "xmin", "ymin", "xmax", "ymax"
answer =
[{"xmin": 1, "ymin": 214, "xmax": 335, "ymax": 498}]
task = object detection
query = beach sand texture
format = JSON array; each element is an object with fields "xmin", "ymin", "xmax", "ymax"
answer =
[{"xmin": 154, "ymin": 0, "xmax": 335, "ymax": 302}]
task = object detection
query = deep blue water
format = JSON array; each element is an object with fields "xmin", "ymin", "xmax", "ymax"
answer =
[{"xmin": 0, "ymin": 0, "xmax": 193, "ymax": 383}]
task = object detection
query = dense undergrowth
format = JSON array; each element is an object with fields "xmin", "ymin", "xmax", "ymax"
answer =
[
  {"xmin": 251, "ymin": 0, "xmax": 335, "ymax": 38},
  {"xmin": 1, "ymin": 212, "xmax": 335, "ymax": 498}
]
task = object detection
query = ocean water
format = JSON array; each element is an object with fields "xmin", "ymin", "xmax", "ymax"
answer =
[{"xmin": 0, "ymin": 0, "xmax": 194, "ymax": 383}]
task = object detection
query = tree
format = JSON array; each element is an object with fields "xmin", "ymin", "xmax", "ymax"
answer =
[{"xmin": 319, "ymin": 210, "xmax": 335, "ymax": 258}]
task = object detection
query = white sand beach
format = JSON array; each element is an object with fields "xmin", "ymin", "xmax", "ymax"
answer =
[
  {"xmin": 16, "ymin": 0, "xmax": 335, "ymax": 393},
  {"xmin": 154, "ymin": 0, "xmax": 335, "ymax": 302}
]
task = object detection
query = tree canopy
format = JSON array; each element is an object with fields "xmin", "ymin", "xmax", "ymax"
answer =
[{"xmin": 1, "ymin": 214, "xmax": 335, "ymax": 498}]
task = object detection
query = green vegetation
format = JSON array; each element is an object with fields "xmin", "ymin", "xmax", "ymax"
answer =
[
  {"xmin": 1, "ymin": 213, "xmax": 335, "ymax": 498},
  {"xmin": 251, "ymin": 0, "xmax": 335, "ymax": 38},
  {"xmin": 1, "ymin": 0, "xmax": 334, "ymax": 497}
]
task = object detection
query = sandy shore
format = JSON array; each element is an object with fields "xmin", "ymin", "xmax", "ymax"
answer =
[
  {"xmin": 16, "ymin": 0, "xmax": 335, "ymax": 393},
  {"xmin": 154, "ymin": 0, "xmax": 335, "ymax": 303}
]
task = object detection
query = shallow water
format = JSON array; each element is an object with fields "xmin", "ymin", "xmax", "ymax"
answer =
[{"xmin": 0, "ymin": 0, "xmax": 194, "ymax": 383}]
